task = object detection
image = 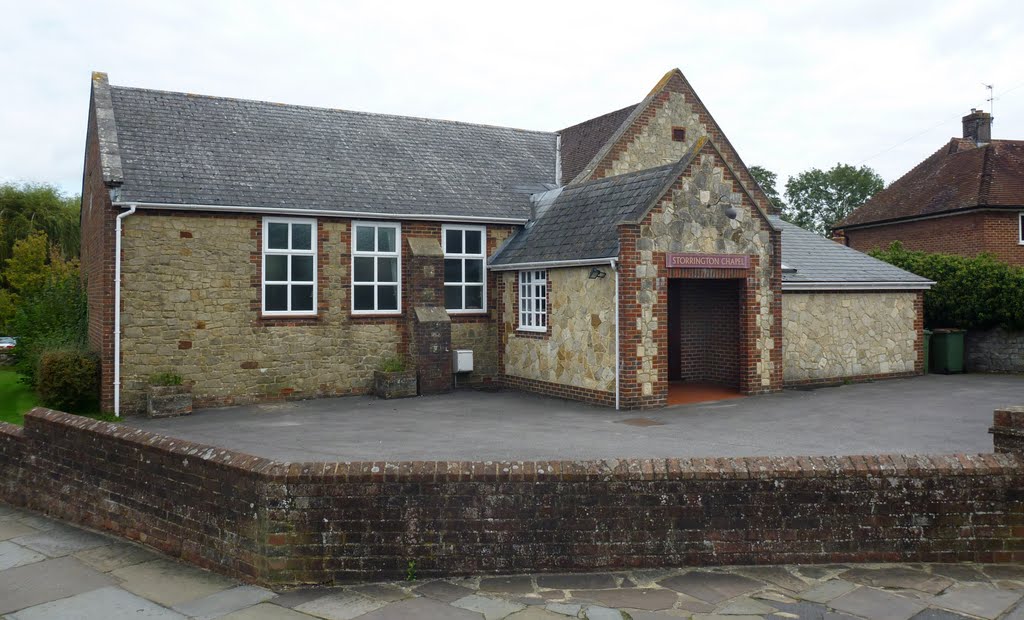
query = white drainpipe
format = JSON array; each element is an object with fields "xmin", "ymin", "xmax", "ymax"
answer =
[
  {"xmin": 611, "ymin": 258, "xmax": 620, "ymax": 411},
  {"xmin": 113, "ymin": 205, "xmax": 136, "ymax": 418}
]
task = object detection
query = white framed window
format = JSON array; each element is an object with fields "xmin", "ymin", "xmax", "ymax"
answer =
[
  {"xmin": 262, "ymin": 218, "xmax": 317, "ymax": 315},
  {"xmin": 1018, "ymin": 212, "xmax": 1023, "ymax": 245},
  {"xmin": 518, "ymin": 269, "xmax": 547, "ymax": 332},
  {"xmin": 443, "ymin": 224, "xmax": 486, "ymax": 313},
  {"xmin": 352, "ymin": 221, "xmax": 401, "ymax": 314}
]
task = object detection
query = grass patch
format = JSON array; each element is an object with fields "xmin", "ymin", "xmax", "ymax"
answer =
[
  {"xmin": 0, "ymin": 368, "xmax": 38, "ymax": 425},
  {"xmin": 0, "ymin": 367, "xmax": 116, "ymax": 425}
]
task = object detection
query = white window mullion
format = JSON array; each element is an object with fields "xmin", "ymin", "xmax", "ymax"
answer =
[
  {"xmin": 352, "ymin": 221, "xmax": 401, "ymax": 315},
  {"xmin": 518, "ymin": 269, "xmax": 547, "ymax": 332},
  {"xmin": 443, "ymin": 224, "xmax": 486, "ymax": 313},
  {"xmin": 262, "ymin": 217, "xmax": 316, "ymax": 316}
]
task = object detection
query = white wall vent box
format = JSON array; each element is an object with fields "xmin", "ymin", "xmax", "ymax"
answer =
[{"xmin": 453, "ymin": 349, "xmax": 473, "ymax": 373}]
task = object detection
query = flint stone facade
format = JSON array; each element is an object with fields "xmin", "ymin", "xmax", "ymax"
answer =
[
  {"xmin": 607, "ymin": 92, "xmax": 707, "ymax": 178},
  {"xmin": 631, "ymin": 150, "xmax": 778, "ymax": 398},
  {"xmin": 783, "ymin": 292, "xmax": 920, "ymax": 384},
  {"xmin": 500, "ymin": 268, "xmax": 616, "ymax": 397}
]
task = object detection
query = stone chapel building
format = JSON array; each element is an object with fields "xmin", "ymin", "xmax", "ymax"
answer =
[{"xmin": 80, "ymin": 69, "xmax": 931, "ymax": 414}]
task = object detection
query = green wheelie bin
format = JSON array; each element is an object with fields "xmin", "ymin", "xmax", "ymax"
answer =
[{"xmin": 930, "ymin": 328, "xmax": 965, "ymax": 374}]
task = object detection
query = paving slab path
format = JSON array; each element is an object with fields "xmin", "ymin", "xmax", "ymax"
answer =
[{"xmin": 3, "ymin": 503, "xmax": 1024, "ymax": 619}]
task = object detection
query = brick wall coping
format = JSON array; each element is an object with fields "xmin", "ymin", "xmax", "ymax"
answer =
[
  {"xmin": 991, "ymin": 405, "xmax": 1024, "ymax": 439},
  {"xmin": 0, "ymin": 422, "xmax": 23, "ymax": 439},
  {"xmin": 14, "ymin": 408, "xmax": 1024, "ymax": 484}
]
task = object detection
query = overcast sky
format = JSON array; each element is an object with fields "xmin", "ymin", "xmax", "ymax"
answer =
[{"xmin": 2, "ymin": 0, "xmax": 1022, "ymax": 198}]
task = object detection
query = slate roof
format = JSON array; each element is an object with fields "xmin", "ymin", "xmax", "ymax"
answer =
[
  {"xmin": 558, "ymin": 104, "xmax": 637, "ymax": 185},
  {"xmin": 105, "ymin": 85, "xmax": 557, "ymax": 220},
  {"xmin": 770, "ymin": 216, "xmax": 932, "ymax": 288},
  {"xmin": 836, "ymin": 138, "xmax": 1024, "ymax": 228},
  {"xmin": 490, "ymin": 161, "xmax": 686, "ymax": 267}
]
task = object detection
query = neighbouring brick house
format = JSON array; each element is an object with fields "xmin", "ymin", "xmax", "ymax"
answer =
[
  {"xmin": 81, "ymin": 69, "xmax": 931, "ymax": 414},
  {"xmin": 833, "ymin": 109, "xmax": 1024, "ymax": 266}
]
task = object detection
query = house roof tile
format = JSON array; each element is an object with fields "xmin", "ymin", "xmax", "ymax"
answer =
[{"xmin": 837, "ymin": 138, "xmax": 1024, "ymax": 228}]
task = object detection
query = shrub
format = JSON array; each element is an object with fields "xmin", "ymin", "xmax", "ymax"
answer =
[
  {"xmin": 36, "ymin": 348, "xmax": 99, "ymax": 412},
  {"xmin": 379, "ymin": 357, "xmax": 406, "ymax": 373},
  {"xmin": 148, "ymin": 372, "xmax": 183, "ymax": 386},
  {"xmin": 870, "ymin": 242, "xmax": 1024, "ymax": 330}
]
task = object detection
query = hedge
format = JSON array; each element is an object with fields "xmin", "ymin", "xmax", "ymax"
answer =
[{"xmin": 870, "ymin": 242, "xmax": 1024, "ymax": 330}]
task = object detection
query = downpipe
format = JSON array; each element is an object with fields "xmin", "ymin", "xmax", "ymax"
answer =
[{"xmin": 113, "ymin": 205, "xmax": 136, "ymax": 418}]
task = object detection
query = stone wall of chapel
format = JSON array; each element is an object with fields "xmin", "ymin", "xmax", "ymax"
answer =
[
  {"xmin": 622, "ymin": 150, "xmax": 774, "ymax": 401},
  {"xmin": 782, "ymin": 292, "xmax": 919, "ymax": 383},
  {"xmin": 500, "ymin": 268, "xmax": 616, "ymax": 395},
  {"xmin": 606, "ymin": 92, "xmax": 708, "ymax": 178}
]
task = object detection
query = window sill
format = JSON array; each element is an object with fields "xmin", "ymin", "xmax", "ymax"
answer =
[
  {"xmin": 350, "ymin": 312, "xmax": 403, "ymax": 319},
  {"xmin": 257, "ymin": 314, "xmax": 322, "ymax": 326},
  {"xmin": 261, "ymin": 313, "xmax": 319, "ymax": 319}
]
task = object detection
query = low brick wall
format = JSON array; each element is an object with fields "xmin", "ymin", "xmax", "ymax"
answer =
[
  {"xmin": 2, "ymin": 408, "xmax": 1024, "ymax": 586},
  {"xmin": 968, "ymin": 327, "xmax": 1024, "ymax": 373},
  {"xmin": 0, "ymin": 410, "xmax": 268, "ymax": 580}
]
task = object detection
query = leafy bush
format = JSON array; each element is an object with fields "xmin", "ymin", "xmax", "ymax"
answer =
[
  {"xmin": 149, "ymin": 372, "xmax": 183, "ymax": 386},
  {"xmin": 379, "ymin": 357, "xmax": 407, "ymax": 373},
  {"xmin": 36, "ymin": 348, "xmax": 99, "ymax": 412},
  {"xmin": 9, "ymin": 274, "xmax": 88, "ymax": 385},
  {"xmin": 870, "ymin": 242, "xmax": 1024, "ymax": 330}
]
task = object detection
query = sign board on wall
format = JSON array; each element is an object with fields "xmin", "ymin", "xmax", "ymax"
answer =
[{"xmin": 665, "ymin": 253, "xmax": 750, "ymax": 269}]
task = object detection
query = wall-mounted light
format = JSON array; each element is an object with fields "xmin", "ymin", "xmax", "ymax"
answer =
[
  {"xmin": 589, "ymin": 268, "xmax": 607, "ymax": 279},
  {"xmin": 724, "ymin": 205, "xmax": 738, "ymax": 219}
]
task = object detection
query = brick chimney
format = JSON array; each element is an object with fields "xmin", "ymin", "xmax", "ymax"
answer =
[{"xmin": 962, "ymin": 108, "xmax": 993, "ymax": 145}]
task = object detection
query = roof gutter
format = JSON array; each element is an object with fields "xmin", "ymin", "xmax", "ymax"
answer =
[
  {"xmin": 783, "ymin": 281, "xmax": 934, "ymax": 292},
  {"xmin": 111, "ymin": 201, "xmax": 529, "ymax": 225},
  {"xmin": 489, "ymin": 257, "xmax": 616, "ymax": 271}
]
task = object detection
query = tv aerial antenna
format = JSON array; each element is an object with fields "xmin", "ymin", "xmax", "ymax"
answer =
[{"xmin": 983, "ymin": 83, "xmax": 994, "ymax": 116}]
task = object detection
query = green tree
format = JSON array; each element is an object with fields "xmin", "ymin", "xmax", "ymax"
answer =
[
  {"xmin": 10, "ymin": 274, "xmax": 88, "ymax": 385},
  {"xmin": 1, "ymin": 230, "xmax": 80, "ymax": 332},
  {"xmin": 0, "ymin": 182, "xmax": 80, "ymax": 264},
  {"xmin": 749, "ymin": 165, "xmax": 784, "ymax": 211},
  {"xmin": 0, "ymin": 289, "xmax": 15, "ymax": 333},
  {"xmin": 782, "ymin": 164, "xmax": 884, "ymax": 236},
  {"xmin": 4, "ymin": 231, "xmax": 49, "ymax": 294}
]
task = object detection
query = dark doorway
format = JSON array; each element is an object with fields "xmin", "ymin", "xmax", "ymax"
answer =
[{"xmin": 667, "ymin": 279, "xmax": 741, "ymax": 389}]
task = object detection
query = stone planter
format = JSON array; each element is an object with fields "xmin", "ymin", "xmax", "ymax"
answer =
[
  {"xmin": 146, "ymin": 385, "xmax": 193, "ymax": 418},
  {"xmin": 374, "ymin": 370, "xmax": 418, "ymax": 399}
]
